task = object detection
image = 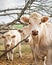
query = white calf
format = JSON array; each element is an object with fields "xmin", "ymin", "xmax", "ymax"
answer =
[
  {"xmin": 20, "ymin": 12, "xmax": 51, "ymax": 65},
  {"xmin": 2, "ymin": 30, "xmax": 22, "ymax": 60}
]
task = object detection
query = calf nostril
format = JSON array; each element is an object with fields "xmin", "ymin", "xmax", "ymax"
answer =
[
  {"xmin": 7, "ymin": 44, "xmax": 10, "ymax": 47},
  {"xmin": 32, "ymin": 31, "xmax": 35, "ymax": 35}
]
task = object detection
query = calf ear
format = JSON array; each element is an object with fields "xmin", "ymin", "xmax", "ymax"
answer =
[
  {"xmin": 41, "ymin": 16, "xmax": 49, "ymax": 23},
  {"xmin": 2, "ymin": 36, "xmax": 5, "ymax": 38},
  {"xmin": 20, "ymin": 16, "xmax": 29, "ymax": 24},
  {"xmin": 18, "ymin": 29, "xmax": 23, "ymax": 33},
  {"xmin": 11, "ymin": 35, "xmax": 16, "ymax": 38}
]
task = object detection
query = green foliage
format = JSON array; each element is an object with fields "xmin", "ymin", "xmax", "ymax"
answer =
[{"xmin": 13, "ymin": 24, "xmax": 23, "ymax": 29}]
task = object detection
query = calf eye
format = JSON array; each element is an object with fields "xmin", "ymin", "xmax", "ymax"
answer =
[
  {"xmin": 11, "ymin": 35, "xmax": 16, "ymax": 38},
  {"xmin": 29, "ymin": 22, "xmax": 31, "ymax": 24},
  {"xmin": 2, "ymin": 36, "xmax": 6, "ymax": 38},
  {"xmin": 39, "ymin": 22, "xmax": 41, "ymax": 24}
]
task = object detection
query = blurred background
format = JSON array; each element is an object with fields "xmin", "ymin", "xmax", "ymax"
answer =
[{"xmin": 0, "ymin": 0, "xmax": 52, "ymax": 24}]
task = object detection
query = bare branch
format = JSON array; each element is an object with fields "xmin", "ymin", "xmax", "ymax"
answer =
[
  {"xmin": 0, "ymin": 0, "xmax": 35, "ymax": 29},
  {"xmin": 0, "ymin": 12, "xmax": 30, "ymax": 16},
  {"xmin": 0, "ymin": 8, "xmax": 23, "ymax": 12},
  {"xmin": 0, "ymin": 31, "xmax": 8, "ymax": 34}
]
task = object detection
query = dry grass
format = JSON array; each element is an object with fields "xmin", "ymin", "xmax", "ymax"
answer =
[{"xmin": 0, "ymin": 43, "xmax": 34, "ymax": 65}]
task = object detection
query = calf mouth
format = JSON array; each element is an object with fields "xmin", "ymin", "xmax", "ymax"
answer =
[{"xmin": 32, "ymin": 32, "xmax": 38, "ymax": 36}]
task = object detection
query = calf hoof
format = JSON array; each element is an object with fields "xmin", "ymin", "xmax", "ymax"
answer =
[
  {"xmin": 18, "ymin": 55, "xmax": 22, "ymax": 58},
  {"xmin": 6, "ymin": 58, "xmax": 10, "ymax": 61},
  {"xmin": 10, "ymin": 59, "xmax": 13, "ymax": 61},
  {"xmin": 6, "ymin": 58, "xmax": 9, "ymax": 60},
  {"xmin": 9, "ymin": 58, "xmax": 13, "ymax": 61}
]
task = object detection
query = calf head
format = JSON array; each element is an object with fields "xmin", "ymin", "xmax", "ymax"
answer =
[
  {"xmin": 18, "ymin": 29, "xmax": 29, "ymax": 43},
  {"xmin": 29, "ymin": 12, "xmax": 49, "ymax": 36},
  {"xmin": 2, "ymin": 34, "xmax": 16, "ymax": 48},
  {"xmin": 20, "ymin": 12, "xmax": 41, "ymax": 36},
  {"xmin": 20, "ymin": 12, "xmax": 49, "ymax": 36}
]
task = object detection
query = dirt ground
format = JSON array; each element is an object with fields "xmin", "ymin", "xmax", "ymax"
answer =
[
  {"xmin": 0, "ymin": 53, "xmax": 34, "ymax": 65},
  {"xmin": 0, "ymin": 44, "xmax": 34, "ymax": 65}
]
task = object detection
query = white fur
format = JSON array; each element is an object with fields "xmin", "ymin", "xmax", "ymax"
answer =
[
  {"xmin": 20, "ymin": 12, "xmax": 52, "ymax": 65},
  {"xmin": 2, "ymin": 30, "xmax": 22, "ymax": 60}
]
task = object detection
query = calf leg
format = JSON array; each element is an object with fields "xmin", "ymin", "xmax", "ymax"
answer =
[
  {"xmin": 34, "ymin": 44, "xmax": 44, "ymax": 65},
  {"xmin": 30, "ymin": 43, "xmax": 44, "ymax": 65},
  {"xmin": 4, "ymin": 46, "xmax": 7, "ymax": 58},
  {"xmin": 7, "ymin": 49, "xmax": 14, "ymax": 61},
  {"xmin": 34, "ymin": 56, "xmax": 44, "ymax": 65},
  {"xmin": 44, "ymin": 56, "xmax": 46, "ymax": 65},
  {"xmin": 10, "ymin": 51, "xmax": 13, "ymax": 61},
  {"xmin": 46, "ymin": 49, "xmax": 52, "ymax": 65},
  {"xmin": 6, "ymin": 47, "xmax": 10, "ymax": 60},
  {"xmin": 7, "ymin": 52, "xmax": 10, "ymax": 60},
  {"xmin": 29, "ymin": 39, "xmax": 35, "ymax": 60},
  {"xmin": 18, "ymin": 43, "xmax": 22, "ymax": 57},
  {"xmin": 30, "ymin": 43, "xmax": 35, "ymax": 60}
]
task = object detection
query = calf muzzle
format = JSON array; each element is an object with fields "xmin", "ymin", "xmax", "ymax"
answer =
[
  {"xmin": 25, "ymin": 38, "xmax": 29, "ymax": 42},
  {"xmin": 32, "ymin": 30, "xmax": 38, "ymax": 36}
]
